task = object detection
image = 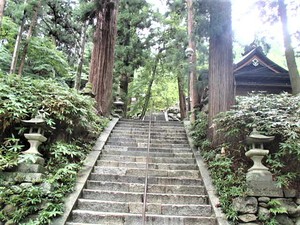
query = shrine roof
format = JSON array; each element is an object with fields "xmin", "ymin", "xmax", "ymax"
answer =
[{"xmin": 234, "ymin": 47, "xmax": 288, "ymax": 74}]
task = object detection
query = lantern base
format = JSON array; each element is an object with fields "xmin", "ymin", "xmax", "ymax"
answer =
[
  {"xmin": 246, "ymin": 180, "xmax": 283, "ymax": 197},
  {"xmin": 23, "ymin": 133, "xmax": 47, "ymax": 156}
]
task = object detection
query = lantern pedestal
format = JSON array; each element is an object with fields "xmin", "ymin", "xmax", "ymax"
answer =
[
  {"xmin": 23, "ymin": 133, "xmax": 47, "ymax": 156},
  {"xmin": 245, "ymin": 127, "xmax": 283, "ymax": 197}
]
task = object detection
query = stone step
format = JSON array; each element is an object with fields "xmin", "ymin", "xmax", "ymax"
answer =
[
  {"xmin": 97, "ymin": 160, "xmax": 198, "ymax": 170},
  {"xmin": 115, "ymin": 122, "xmax": 183, "ymax": 126},
  {"xmin": 103, "ymin": 146, "xmax": 192, "ymax": 153},
  {"xmin": 112, "ymin": 122, "xmax": 185, "ymax": 128},
  {"xmin": 76, "ymin": 199, "xmax": 212, "ymax": 216},
  {"xmin": 89, "ymin": 174, "xmax": 203, "ymax": 186},
  {"xmin": 102, "ymin": 150, "xmax": 193, "ymax": 158},
  {"xmin": 112, "ymin": 129, "xmax": 186, "ymax": 134},
  {"xmin": 110, "ymin": 132, "xmax": 187, "ymax": 141},
  {"xmin": 103, "ymin": 146, "xmax": 192, "ymax": 152},
  {"xmin": 105, "ymin": 142, "xmax": 191, "ymax": 148},
  {"xmin": 82, "ymin": 189, "xmax": 208, "ymax": 204},
  {"xmin": 100, "ymin": 155, "xmax": 196, "ymax": 164},
  {"xmin": 111, "ymin": 130, "xmax": 185, "ymax": 134},
  {"xmin": 86, "ymin": 181, "xmax": 206, "ymax": 195},
  {"xmin": 108, "ymin": 137, "xmax": 188, "ymax": 144},
  {"xmin": 117, "ymin": 120, "xmax": 183, "ymax": 126},
  {"xmin": 68, "ymin": 210, "xmax": 216, "ymax": 225},
  {"xmin": 93, "ymin": 167, "xmax": 200, "ymax": 179},
  {"xmin": 112, "ymin": 126, "xmax": 186, "ymax": 130}
]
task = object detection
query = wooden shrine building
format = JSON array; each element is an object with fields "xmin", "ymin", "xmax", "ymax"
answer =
[{"xmin": 234, "ymin": 46, "xmax": 292, "ymax": 95}]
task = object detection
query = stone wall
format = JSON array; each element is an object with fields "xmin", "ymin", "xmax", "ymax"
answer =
[{"xmin": 233, "ymin": 194, "xmax": 300, "ymax": 225}]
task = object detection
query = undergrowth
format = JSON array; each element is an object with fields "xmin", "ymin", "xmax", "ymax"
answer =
[
  {"xmin": 190, "ymin": 93, "xmax": 300, "ymax": 223},
  {"xmin": 0, "ymin": 74, "xmax": 109, "ymax": 224}
]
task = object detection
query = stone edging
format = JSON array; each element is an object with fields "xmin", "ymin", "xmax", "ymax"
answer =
[
  {"xmin": 50, "ymin": 118, "xmax": 119, "ymax": 225},
  {"xmin": 184, "ymin": 121, "xmax": 230, "ymax": 225}
]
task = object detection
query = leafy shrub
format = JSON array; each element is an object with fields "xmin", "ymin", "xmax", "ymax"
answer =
[
  {"xmin": 215, "ymin": 92, "xmax": 300, "ymax": 188},
  {"xmin": 190, "ymin": 92, "xmax": 300, "ymax": 223},
  {"xmin": 0, "ymin": 74, "xmax": 106, "ymax": 142},
  {"xmin": 0, "ymin": 74, "xmax": 108, "ymax": 224},
  {"xmin": 190, "ymin": 112, "xmax": 247, "ymax": 222}
]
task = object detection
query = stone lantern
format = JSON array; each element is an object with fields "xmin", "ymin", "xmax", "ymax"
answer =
[
  {"xmin": 185, "ymin": 47, "xmax": 194, "ymax": 59},
  {"xmin": 81, "ymin": 82, "xmax": 96, "ymax": 98},
  {"xmin": 245, "ymin": 126, "xmax": 283, "ymax": 197},
  {"xmin": 22, "ymin": 110, "xmax": 47, "ymax": 156},
  {"xmin": 113, "ymin": 97, "xmax": 124, "ymax": 117}
]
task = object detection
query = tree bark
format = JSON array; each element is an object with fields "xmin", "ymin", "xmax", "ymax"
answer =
[
  {"xmin": 9, "ymin": 0, "xmax": 27, "ymax": 75},
  {"xmin": 18, "ymin": 0, "xmax": 42, "ymax": 76},
  {"xmin": 74, "ymin": 20, "xmax": 88, "ymax": 90},
  {"xmin": 89, "ymin": 0, "xmax": 119, "ymax": 116},
  {"xmin": 208, "ymin": 0, "xmax": 234, "ymax": 142},
  {"xmin": 140, "ymin": 49, "xmax": 163, "ymax": 119},
  {"xmin": 10, "ymin": 18, "xmax": 26, "ymax": 75},
  {"xmin": 177, "ymin": 72, "xmax": 187, "ymax": 120},
  {"xmin": 187, "ymin": 0, "xmax": 199, "ymax": 122},
  {"xmin": 0, "ymin": 0, "xmax": 6, "ymax": 26},
  {"xmin": 119, "ymin": 73, "xmax": 130, "ymax": 116},
  {"xmin": 278, "ymin": 0, "xmax": 300, "ymax": 95}
]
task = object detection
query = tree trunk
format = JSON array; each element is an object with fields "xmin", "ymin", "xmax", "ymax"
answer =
[
  {"xmin": 177, "ymin": 72, "xmax": 187, "ymax": 120},
  {"xmin": 0, "ymin": 0, "xmax": 6, "ymax": 26},
  {"xmin": 18, "ymin": 0, "xmax": 42, "ymax": 76},
  {"xmin": 140, "ymin": 50, "xmax": 162, "ymax": 119},
  {"xmin": 278, "ymin": 0, "xmax": 300, "ymax": 95},
  {"xmin": 208, "ymin": 0, "xmax": 234, "ymax": 142},
  {"xmin": 119, "ymin": 73, "xmax": 130, "ymax": 117},
  {"xmin": 9, "ymin": 0, "xmax": 27, "ymax": 75},
  {"xmin": 187, "ymin": 0, "xmax": 199, "ymax": 122},
  {"xmin": 74, "ymin": 20, "xmax": 88, "ymax": 90},
  {"xmin": 89, "ymin": 0, "xmax": 119, "ymax": 116},
  {"xmin": 118, "ymin": 17, "xmax": 131, "ymax": 117}
]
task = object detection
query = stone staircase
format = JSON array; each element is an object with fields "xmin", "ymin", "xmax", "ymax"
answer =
[{"xmin": 65, "ymin": 119, "xmax": 217, "ymax": 225}]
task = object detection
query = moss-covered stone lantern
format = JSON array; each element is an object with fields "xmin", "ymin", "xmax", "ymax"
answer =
[
  {"xmin": 113, "ymin": 97, "xmax": 124, "ymax": 117},
  {"xmin": 245, "ymin": 125, "xmax": 283, "ymax": 197},
  {"xmin": 22, "ymin": 110, "xmax": 47, "ymax": 156}
]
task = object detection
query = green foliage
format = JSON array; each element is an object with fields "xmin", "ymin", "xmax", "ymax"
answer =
[
  {"xmin": 47, "ymin": 141, "xmax": 88, "ymax": 171},
  {"xmin": 0, "ymin": 74, "xmax": 107, "ymax": 140},
  {"xmin": 189, "ymin": 113, "xmax": 246, "ymax": 222},
  {"xmin": 26, "ymin": 37, "xmax": 70, "ymax": 78},
  {"xmin": 265, "ymin": 218, "xmax": 279, "ymax": 225},
  {"xmin": 190, "ymin": 93, "xmax": 300, "ymax": 223},
  {"xmin": 268, "ymin": 199, "xmax": 288, "ymax": 215},
  {"xmin": 0, "ymin": 185, "xmax": 44, "ymax": 222},
  {"xmin": 0, "ymin": 136, "xmax": 23, "ymax": 170},
  {"xmin": 0, "ymin": 74, "xmax": 108, "ymax": 224},
  {"xmin": 0, "ymin": 143, "xmax": 86, "ymax": 225},
  {"xmin": 190, "ymin": 112, "xmax": 208, "ymax": 146},
  {"xmin": 209, "ymin": 156, "xmax": 246, "ymax": 221},
  {"xmin": 41, "ymin": 0, "xmax": 81, "ymax": 62},
  {"xmin": 128, "ymin": 70, "xmax": 179, "ymax": 117},
  {"xmin": 215, "ymin": 92, "xmax": 300, "ymax": 188}
]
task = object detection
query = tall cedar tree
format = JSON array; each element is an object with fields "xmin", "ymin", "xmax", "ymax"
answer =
[
  {"xmin": 43, "ymin": 0, "xmax": 80, "ymax": 64},
  {"xmin": 74, "ymin": 20, "xmax": 89, "ymax": 90},
  {"xmin": 89, "ymin": 0, "xmax": 119, "ymax": 116},
  {"xmin": 208, "ymin": 0, "xmax": 234, "ymax": 141},
  {"xmin": 187, "ymin": 0, "xmax": 199, "ymax": 122},
  {"xmin": 115, "ymin": 0, "xmax": 153, "ymax": 116},
  {"xmin": 0, "ymin": 0, "xmax": 5, "ymax": 26},
  {"xmin": 18, "ymin": 0, "xmax": 42, "ymax": 76},
  {"xmin": 256, "ymin": 0, "xmax": 300, "ymax": 94},
  {"xmin": 278, "ymin": 0, "xmax": 300, "ymax": 94},
  {"xmin": 9, "ymin": 0, "xmax": 27, "ymax": 74}
]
